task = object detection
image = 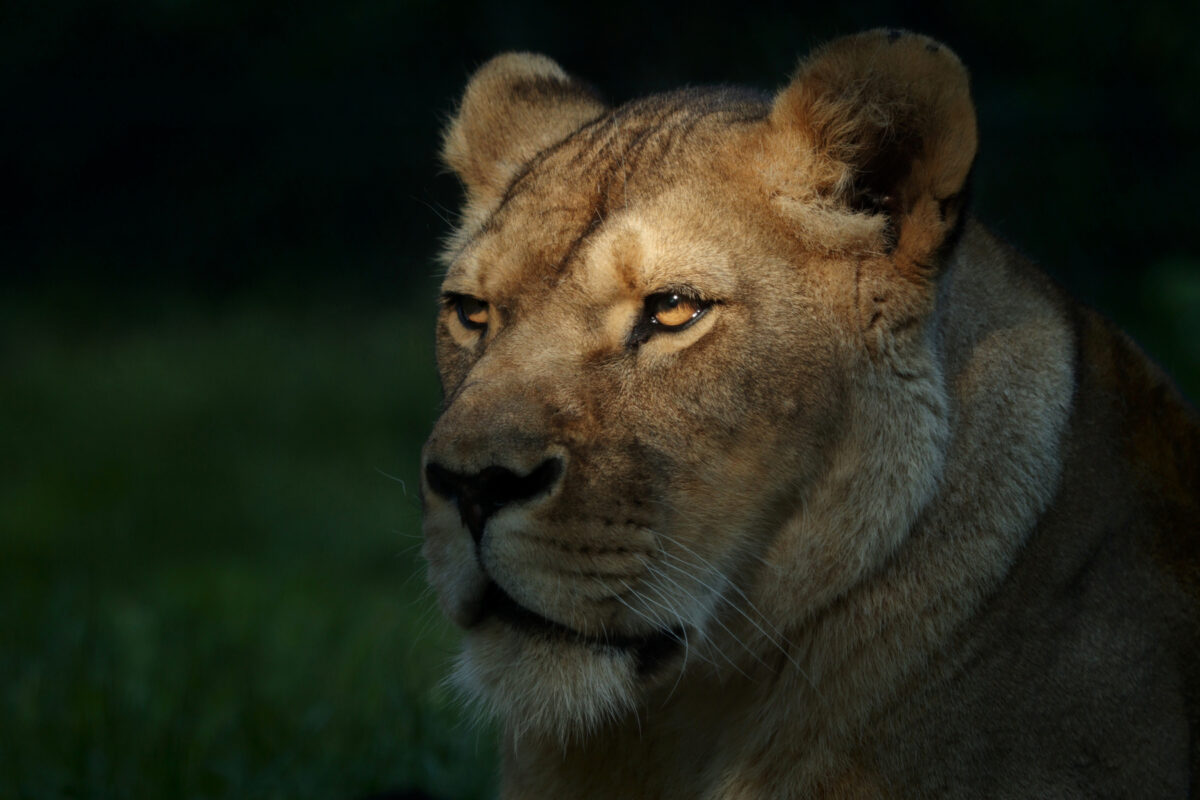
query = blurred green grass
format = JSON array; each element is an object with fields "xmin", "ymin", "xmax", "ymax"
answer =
[
  {"xmin": 1136, "ymin": 257, "xmax": 1200, "ymax": 404},
  {"xmin": 0, "ymin": 296, "xmax": 497, "ymax": 799}
]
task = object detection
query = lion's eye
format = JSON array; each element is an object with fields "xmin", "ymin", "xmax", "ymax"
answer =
[
  {"xmin": 453, "ymin": 295, "xmax": 490, "ymax": 331},
  {"xmin": 627, "ymin": 290, "xmax": 713, "ymax": 348},
  {"xmin": 648, "ymin": 292, "xmax": 706, "ymax": 330}
]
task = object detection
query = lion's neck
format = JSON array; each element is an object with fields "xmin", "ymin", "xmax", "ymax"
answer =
[{"xmin": 711, "ymin": 221, "xmax": 1076, "ymax": 789}]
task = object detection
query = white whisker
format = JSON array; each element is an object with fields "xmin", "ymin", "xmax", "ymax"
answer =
[
  {"xmin": 648, "ymin": 529, "xmax": 814, "ymax": 687},
  {"xmin": 643, "ymin": 561, "xmax": 765, "ymax": 675},
  {"xmin": 608, "ymin": 578, "xmax": 684, "ymax": 647}
]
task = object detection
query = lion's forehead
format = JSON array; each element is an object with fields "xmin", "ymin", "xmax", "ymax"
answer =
[{"xmin": 451, "ymin": 91, "xmax": 769, "ymax": 304}]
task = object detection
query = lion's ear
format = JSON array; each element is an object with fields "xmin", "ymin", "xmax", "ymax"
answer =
[
  {"xmin": 442, "ymin": 53, "xmax": 607, "ymax": 207},
  {"xmin": 771, "ymin": 29, "xmax": 977, "ymax": 274}
]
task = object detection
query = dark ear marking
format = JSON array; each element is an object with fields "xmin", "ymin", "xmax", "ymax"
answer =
[
  {"xmin": 854, "ymin": 128, "xmax": 921, "ymax": 213},
  {"xmin": 933, "ymin": 167, "xmax": 974, "ymax": 260},
  {"xmin": 510, "ymin": 75, "xmax": 605, "ymax": 108},
  {"xmin": 770, "ymin": 29, "xmax": 977, "ymax": 274}
]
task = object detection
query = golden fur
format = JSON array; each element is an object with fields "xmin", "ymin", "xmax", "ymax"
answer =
[{"xmin": 422, "ymin": 30, "xmax": 1199, "ymax": 798}]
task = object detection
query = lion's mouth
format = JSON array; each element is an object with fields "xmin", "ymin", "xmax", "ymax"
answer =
[{"xmin": 474, "ymin": 580, "xmax": 684, "ymax": 675}]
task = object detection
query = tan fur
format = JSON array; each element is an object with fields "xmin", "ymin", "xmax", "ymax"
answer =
[{"xmin": 422, "ymin": 29, "xmax": 1200, "ymax": 798}]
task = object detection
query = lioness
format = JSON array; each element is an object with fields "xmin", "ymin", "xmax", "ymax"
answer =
[{"xmin": 421, "ymin": 30, "xmax": 1199, "ymax": 798}]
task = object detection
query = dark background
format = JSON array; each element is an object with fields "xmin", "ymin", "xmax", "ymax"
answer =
[
  {"xmin": 7, "ymin": 0, "xmax": 1200, "ymax": 325},
  {"xmin": 3, "ymin": 1, "xmax": 1198, "ymax": 798}
]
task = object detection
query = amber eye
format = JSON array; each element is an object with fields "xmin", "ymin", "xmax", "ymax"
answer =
[
  {"xmin": 453, "ymin": 295, "xmax": 490, "ymax": 331},
  {"xmin": 648, "ymin": 292, "xmax": 705, "ymax": 330}
]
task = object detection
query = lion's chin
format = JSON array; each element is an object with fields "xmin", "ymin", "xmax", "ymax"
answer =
[{"xmin": 450, "ymin": 591, "xmax": 684, "ymax": 743}]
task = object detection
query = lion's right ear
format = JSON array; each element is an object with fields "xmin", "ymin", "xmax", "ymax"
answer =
[
  {"xmin": 768, "ymin": 30, "xmax": 977, "ymax": 278},
  {"xmin": 442, "ymin": 54, "xmax": 607, "ymax": 208}
]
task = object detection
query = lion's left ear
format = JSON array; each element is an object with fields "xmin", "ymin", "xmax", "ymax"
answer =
[
  {"xmin": 442, "ymin": 53, "xmax": 608, "ymax": 209},
  {"xmin": 771, "ymin": 29, "xmax": 977, "ymax": 276}
]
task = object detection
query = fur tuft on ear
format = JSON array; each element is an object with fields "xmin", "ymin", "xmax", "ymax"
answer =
[
  {"xmin": 442, "ymin": 53, "xmax": 607, "ymax": 208},
  {"xmin": 770, "ymin": 29, "xmax": 977, "ymax": 274}
]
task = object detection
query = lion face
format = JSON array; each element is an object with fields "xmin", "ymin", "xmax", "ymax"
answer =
[
  {"xmin": 422, "ymin": 104, "xmax": 850, "ymax": 736},
  {"xmin": 423, "ymin": 35, "xmax": 976, "ymax": 741}
]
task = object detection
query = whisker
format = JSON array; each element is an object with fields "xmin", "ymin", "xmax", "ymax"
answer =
[
  {"xmin": 617, "ymin": 576, "xmax": 716, "ymax": 673},
  {"xmin": 392, "ymin": 528, "xmax": 425, "ymax": 541},
  {"xmin": 406, "ymin": 595, "xmax": 449, "ymax": 659},
  {"xmin": 410, "ymin": 193, "xmax": 458, "ymax": 227},
  {"xmin": 375, "ymin": 468, "xmax": 409, "ymax": 494},
  {"xmin": 648, "ymin": 531, "xmax": 814, "ymax": 686},
  {"xmin": 633, "ymin": 571, "xmax": 720, "ymax": 693},
  {"xmin": 397, "ymin": 562, "xmax": 427, "ymax": 593},
  {"xmin": 653, "ymin": 532, "xmax": 797, "ymax": 646},
  {"xmin": 642, "ymin": 562, "xmax": 765, "ymax": 675},
  {"xmin": 657, "ymin": 550, "xmax": 791, "ymax": 651},
  {"xmin": 607, "ymin": 578, "xmax": 686, "ymax": 648}
]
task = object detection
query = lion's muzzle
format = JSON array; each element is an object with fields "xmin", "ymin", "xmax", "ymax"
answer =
[{"xmin": 424, "ymin": 456, "xmax": 564, "ymax": 544}]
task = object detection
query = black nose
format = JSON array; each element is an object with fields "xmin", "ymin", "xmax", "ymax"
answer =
[{"xmin": 424, "ymin": 457, "xmax": 563, "ymax": 543}]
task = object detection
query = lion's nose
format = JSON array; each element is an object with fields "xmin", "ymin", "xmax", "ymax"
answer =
[{"xmin": 424, "ymin": 457, "xmax": 563, "ymax": 544}]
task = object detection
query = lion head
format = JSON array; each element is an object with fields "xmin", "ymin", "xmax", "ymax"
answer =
[{"xmin": 421, "ymin": 31, "xmax": 983, "ymax": 743}]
